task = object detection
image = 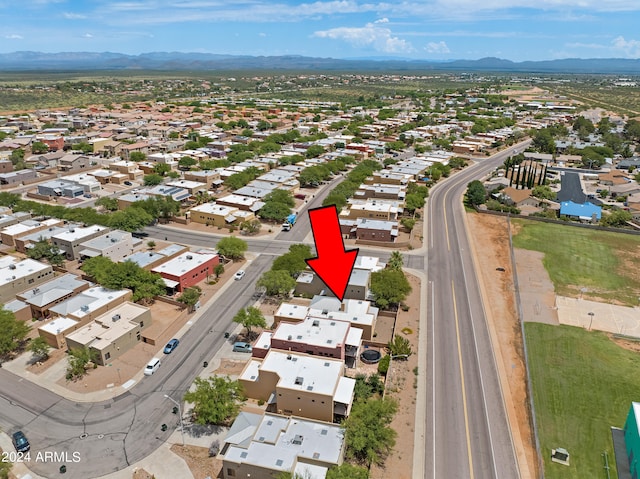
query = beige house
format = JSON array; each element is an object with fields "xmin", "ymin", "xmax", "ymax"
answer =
[
  {"xmin": 239, "ymin": 350, "xmax": 355, "ymax": 423},
  {"xmin": 189, "ymin": 202, "xmax": 255, "ymax": 227},
  {"xmin": 0, "ymin": 257, "xmax": 54, "ymax": 304},
  {"xmin": 340, "ymin": 201, "xmax": 399, "ymax": 221},
  {"xmin": 64, "ymin": 302, "xmax": 151, "ymax": 365},
  {"xmin": 38, "ymin": 316, "xmax": 81, "ymax": 349},
  {"xmin": 48, "ymin": 286, "xmax": 132, "ymax": 326}
]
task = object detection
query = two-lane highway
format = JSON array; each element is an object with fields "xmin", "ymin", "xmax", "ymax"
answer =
[{"xmin": 424, "ymin": 141, "xmax": 530, "ymax": 479}]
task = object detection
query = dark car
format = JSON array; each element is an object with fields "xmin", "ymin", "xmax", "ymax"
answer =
[
  {"xmin": 496, "ymin": 267, "xmax": 506, "ymax": 272},
  {"xmin": 163, "ymin": 338, "xmax": 179, "ymax": 354},
  {"xmin": 124, "ymin": 181, "xmax": 133, "ymax": 186},
  {"xmin": 12, "ymin": 431, "xmax": 30, "ymax": 452}
]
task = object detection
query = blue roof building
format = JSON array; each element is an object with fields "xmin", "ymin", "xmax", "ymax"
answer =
[{"xmin": 560, "ymin": 201, "xmax": 602, "ymax": 221}]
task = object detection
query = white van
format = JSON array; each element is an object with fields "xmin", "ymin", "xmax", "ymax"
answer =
[{"xmin": 144, "ymin": 358, "xmax": 161, "ymax": 376}]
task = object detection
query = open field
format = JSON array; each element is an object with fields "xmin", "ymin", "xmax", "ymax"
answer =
[
  {"xmin": 526, "ymin": 323, "xmax": 640, "ymax": 479},
  {"xmin": 512, "ymin": 220, "xmax": 640, "ymax": 306},
  {"xmin": 546, "ymin": 82, "xmax": 640, "ymax": 118}
]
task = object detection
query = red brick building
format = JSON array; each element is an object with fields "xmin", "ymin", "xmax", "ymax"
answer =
[{"xmin": 151, "ymin": 251, "xmax": 219, "ymax": 292}]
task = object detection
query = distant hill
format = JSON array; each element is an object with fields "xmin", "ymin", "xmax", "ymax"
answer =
[{"xmin": 2, "ymin": 51, "xmax": 640, "ymax": 73}]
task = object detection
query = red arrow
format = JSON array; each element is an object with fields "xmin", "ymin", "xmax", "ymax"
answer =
[{"xmin": 306, "ymin": 205, "xmax": 359, "ymax": 301}]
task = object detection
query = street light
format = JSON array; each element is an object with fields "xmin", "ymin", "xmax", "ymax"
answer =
[
  {"xmin": 588, "ymin": 312, "xmax": 595, "ymax": 331},
  {"xmin": 163, "ymin": 394, "xmax": 185, "ymax": 446}
]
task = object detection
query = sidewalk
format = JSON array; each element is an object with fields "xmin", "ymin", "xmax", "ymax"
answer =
[
  {"xmin": 1, "ymin": 255, "xmax": 259, "ymax": 479},
  {"xmin": 2, "ymin": 254, "xmax": 256, "ymax": 403}
]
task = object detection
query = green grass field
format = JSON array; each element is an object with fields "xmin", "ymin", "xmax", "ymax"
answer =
[
  {"xmin": 526, "ymin": 323, "xmax": 640, "ymax": 479},
  {"xmin": 512, "ymin": 220, "xmax": 640, "ymax": 305}
]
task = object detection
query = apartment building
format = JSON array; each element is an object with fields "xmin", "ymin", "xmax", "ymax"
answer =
[
  {"xmin": 239, "ymin": 350, "xmax": 356, "ymax": 423},
  {"xmin": 78, "ymin": 230, "xmax": 135, "ymax": 262},
  {"xmin": 16, "ymin": 273, "xmax": 90, "ymax": 319},
  {"xmin": 151, "ymin": 251, "xmax": 220, "ymax": 292},
  {"xmin": 51, "ymin": 225, "xmax": 110, "ymax": 260},
  {"xmin": 0, "ymin": 256, "xmax": 54, "ymax": 304},
  {"xmin": 221, "ymin": 412, "xmax": 345, "ymax": 479}
]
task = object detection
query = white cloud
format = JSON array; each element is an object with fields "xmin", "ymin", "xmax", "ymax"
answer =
[
  {"xmin": 4, "ymin": 34, "xmax": 23, "ymax": 39},
  {"xmin": 612, "ymin": 36, "xmax": 640, "ymax": 57},
  {"xmin": 259, "ymin": 32, "xmax": 267, "ymax": 37},
  {"xmin": 63, "ymin": 12, "xmax": 88, "ymax": 19},
  {"xmin": 313, "ymin": 20, "xmax": 414, "ymax": 53},
  {"xmin": 426, "ymin": 41, "xmax": 450, "ymax": 54},
  {"xmin": 373, "ymin": 17, "xmax": 389, "ymax": 24},
  {"xmin": 83, "ymin": 33, "xmax": 93, "ymax": 38}
]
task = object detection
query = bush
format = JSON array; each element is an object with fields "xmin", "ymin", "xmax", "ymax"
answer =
[{"xmin": 378, "ymin": 355, "xmax": 390, "ymax": 375}]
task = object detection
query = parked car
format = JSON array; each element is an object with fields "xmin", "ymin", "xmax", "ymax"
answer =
[
  {"xmin": 12, "ymin": 431, "xmax": 30, "ymax": 452},
  {"xmin": 234, "ymin": 270, "xmax": 246, "ymax": 281},
  {"xmin": 232, "ymin": 342, "xmax": 252, "ymax": 353},
  {"xmin": 124, "ymin": 181, "xmax": 133, "ymax": 186},
  {"xmin": 163, "ymin": 338, "xmax": 179, "ymax": 354},
  {"xmin": 144, "ymin": 357, "xmax": 161, "ymax": 375}
]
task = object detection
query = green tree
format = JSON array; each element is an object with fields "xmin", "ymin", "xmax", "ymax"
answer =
[
  {"xmin": 404, "ymin": 193, "xmax": 425, "ymax": 214},
  {"xmin": 531, "ymin": 185, "xmax": 556, "ymax": 200},
  {"xmin": 0, "ymin": 192, "xmax": 21, "ymax": 208},
  {"xmin": 258, "ymin": 202, "xmax": 291, "ymax": 222},
  {"xmin": 183, "ymin": 376, "xmax": 245, "ymax": 425},
  {"xmin": 0, "ymin": 308, "xmax": 31, "ymax": 357},
  {"xmin": 143, "ymin": 173, "xmax": 164, "ymax": 186},
  {"xmin": 271, "ymin": 245, "xmax": 312, "ymax": 276},
  {"xmin": 387, "ymin": 251, "xmax": 404, "ymax": 271},
  {"xmin": 108, "ymin": 208, "xmax": 154, "ymax": 232},
  {"xmin": 370, "ymin": 269, "xmax": 412, "ymax": 308},
  {"xmin": 465, "ymin": 180, "xmax": 486, "ymax": 206},
  {"xmin": 401, "ymin": 218, "xmax": 416, "ymax": 231},
  {"xmin": 327, "ymin": 464, "xmax": 369, "ymax": 479},
  {"xmin": 305, "ymin": 145, "xmax": 325, "ymax": 158},
  {"xmin": 387, "ymin": 335, "xmax": 413, "ymax": 358},
  {"xmin": 129, "ymin": 151, "xmax": 146, "ymax": 162},
  {"xmin": 0, "ymin": 457, "xmax": 11, "ymax": 479},
  {"xmin": 257, "ymin": 270, "xmax": 296, "ymax": 296},
  {"xmin": 147, "ymin": 240, "xmax": 156, "ymax": 250},
  {"xmin": 66, "ymin": 347, "xmax": 99, "ymax": 380},
  {"xmin": 31, "ymin": 141, "xmax": 49, "ymax": 154},
  {"xmin": 10, "ymin": 148, "xmax": 25, "ymax": 164},
  {"xmin": 214, "ymin": 263, "xmax": 225, "ymax": 278},
  {"xmin": 95, "ymin": 196, "xmax": 118, "ymax": 211},
  {"xmin": 178, "ymin": 286, "xmax": 202, "ymax": 313},
  {"xmin": 239, "ymin": 219, "xmax": 262, "ymax": 235},
  {"xmin": 601, "ymin": 209, "xmax": 632, "ymax": 227},
  {"xmin": 178, "ymin": 156, "xmax": 197, "ymax": 169},
  {"xmin": 343, "ymin": 398, "xmax": 398, "ymax": 466},
  {"xmin": 26, "ymin": 238, "xmax": 65, "ymax": 266},
  {"xmin": 29, "ymin": 336, "xmax": 51, "ymax": 361},
  {"xmin": 217, "ymin": 236, "xmax": 248, "ymax": 260},
  {"xmin": 264, "ymin": 189, "xmax": 295, "ymax": 208},
  {"xmin": 153, "ymin": 163, "xmax": 171, "ymax": 176},
  {"xmin": 233, "ymin": 306, "xmax": 267, "ymax": 338}
]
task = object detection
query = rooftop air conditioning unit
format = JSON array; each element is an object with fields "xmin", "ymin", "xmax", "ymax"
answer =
[
  {"xmin": 9, "ymin": 264, "xmax": 16, "ymax": 270},
  {"xmin": 112, "ymin": 314, "xmax": 121, "ymax": 322},
  {"xmin": 186, "ymin": 255, "xmax": 193, "ymax": 260}
]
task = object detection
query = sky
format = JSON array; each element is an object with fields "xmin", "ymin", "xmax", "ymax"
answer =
[{"xmin": 1, "ymin": 0, "xmax": 640, "ymax": 61}]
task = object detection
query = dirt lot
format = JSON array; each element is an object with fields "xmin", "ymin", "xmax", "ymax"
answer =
[{"xmin": 466, "ymin": 213, "xmax": 538, "ymax": 479}]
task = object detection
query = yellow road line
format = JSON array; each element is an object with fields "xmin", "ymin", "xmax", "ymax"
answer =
[{"xmin": 452, "ymin": 280, "xmax": 474, "ymax": 479}]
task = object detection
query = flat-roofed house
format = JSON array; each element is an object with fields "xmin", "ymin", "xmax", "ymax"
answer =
[
  {"xmin": 16, "ymin": 273, "xmax": 91, "ymax": 319},
  {"xmin": 151, "ymin": 251, "xmax": 220, "ymax": 292},
  {"xmin": 221, "ymin": 412, "xmax": 346, "ymax": 479},
  {"xmin": 51, "ymin": 225, "xmax": 110, "ymax": 260},
  {"xmin": 64, "ymin": 302, "xmax": 151, "ymax": 365},
  {"xmin": 78, "ymin": 230, "xmax": 134, "ymax": 262},
  {"xmin": 189, "ymin": 203, "xmax": 255, "ymax": 227},
  {"xmin": 253, "ymin": 316, "xmax": 362, "ymax": 367},
  {"xmin": 0, "ymin": 257, "xmax": 54, "ymax": 304},
  {"xmin": 49, "ymin": 286, "xmax": 132, "ymax": 326},
  {"xmin": 239, "ymin": 350, "xmax": 356, "ymax": 423}
]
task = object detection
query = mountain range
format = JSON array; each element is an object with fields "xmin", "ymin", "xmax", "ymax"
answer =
[{"xmin": 2, "ymin": 51, "xmax": 640, "ymax": 74}]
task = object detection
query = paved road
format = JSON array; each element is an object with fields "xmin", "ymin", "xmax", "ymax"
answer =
[
  {"xmin": 0, "ymin": 255, "xmax": 273, "ymax": 479},
  {"xmin": 423, "ymin": 140, "xmax": 530, "ymax": 479}
]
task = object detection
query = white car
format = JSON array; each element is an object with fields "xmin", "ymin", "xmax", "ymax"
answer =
[
  {"xmin": 144, "ymin": 358, "xmax": 161, "ymax": 376},
  {"xmin": 234, "ymin": 270, "xmax": 246, "ymax": 281}
]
